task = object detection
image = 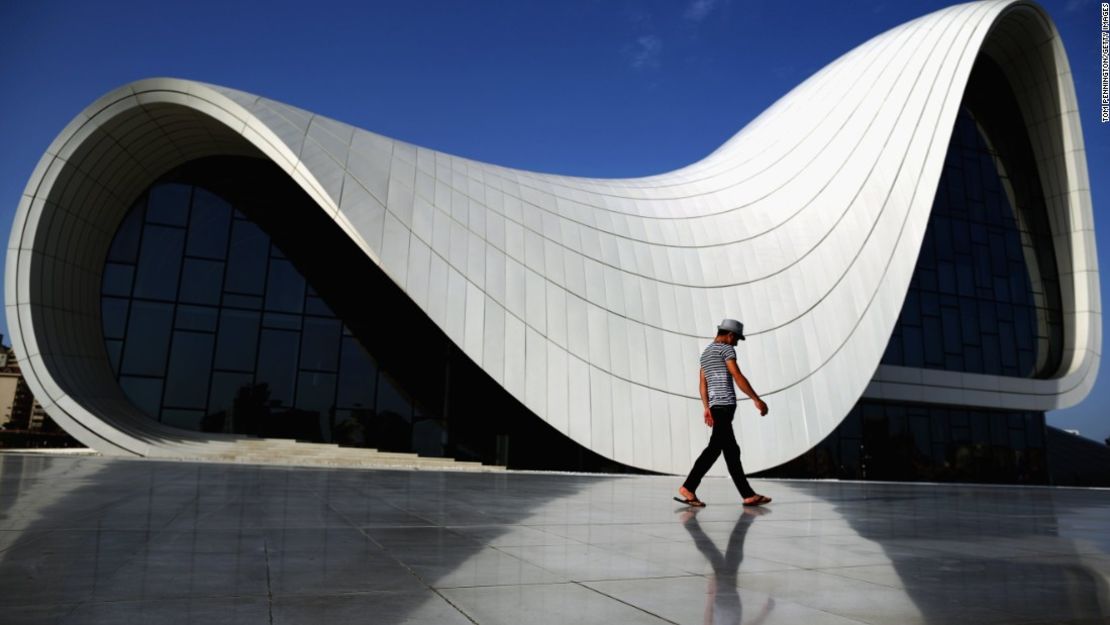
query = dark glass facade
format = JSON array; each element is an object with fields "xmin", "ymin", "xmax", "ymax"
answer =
[
  {"xmin": 760, "ymin": 401, "xmax": 1048, "ymax": 484},
  {"xmin": 879, "ymin": 109, "xmax": 1062, "ymax": 377},
  {"xmin": 102, "ymin": 180, "xmax": 430, "ymax": 446},
  {"xmin": 100, "ymin": 157, "xmax": 637, "ymax": 473}
]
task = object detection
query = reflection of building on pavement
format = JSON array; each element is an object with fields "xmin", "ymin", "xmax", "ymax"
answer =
[
  {"xmin": 1042, "ymin": 428, "xmax": 1110, "ymax": 487},
  {"xmin": 814, "ymin": 485, "xmax": 1110, "ymax": 624},
  {"xmin": 681, "ymin": 509, "xmax": 774, "ymax": 625},
  {"xmin": 0, "ymin": 338, "xmax": 80, "ymax": 448}
]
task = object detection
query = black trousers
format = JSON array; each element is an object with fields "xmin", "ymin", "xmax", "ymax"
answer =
[{"xmin": 682, "ymin": 404, "xmax": 756, "ymax": 498}]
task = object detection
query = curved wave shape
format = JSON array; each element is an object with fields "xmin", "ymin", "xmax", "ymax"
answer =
[{"xmin": 5, "ymin": 0, "xmax": 1099, "ymax": 473}]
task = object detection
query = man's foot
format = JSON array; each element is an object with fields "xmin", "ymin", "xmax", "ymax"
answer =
[
  {"xmin": 675, "ymin": 486, "xmax": 706, "ymax": 507},
  {"xmin": 742, "ymin": 494, "xmax": 772, "ymax": 506}
]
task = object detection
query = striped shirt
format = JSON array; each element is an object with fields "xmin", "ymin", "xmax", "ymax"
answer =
[{"xmin": 701, "ymin": 342, "xmax": 738, "ymax": 406}]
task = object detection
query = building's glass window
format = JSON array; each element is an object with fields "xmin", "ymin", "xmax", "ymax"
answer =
[
  {"xmin": 101, "ymin": 179, "xmax": 420, "ymax": 450},
  {"xmin": 881, "ymin": 107, "xmax": 1063, "ymax": 378},
  {"xmin": 759, "ymin": 401, "xmax": 1049, "ymax": 484}
]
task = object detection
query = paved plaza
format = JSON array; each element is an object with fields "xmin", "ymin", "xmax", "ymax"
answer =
[{"xmin": 1, "ymin": 452, "xmax": 1108, "ymax": 624}]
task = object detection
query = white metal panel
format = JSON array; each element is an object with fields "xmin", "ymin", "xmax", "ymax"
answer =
[{"xmin": 482, "ymin": 297, "xmax": 506, "ymax": 386}]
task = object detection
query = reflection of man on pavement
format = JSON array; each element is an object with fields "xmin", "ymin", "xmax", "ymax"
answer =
[
  {"xmin": 676, "ymin": 319, "xmax": 771, "ymax": 507},
  {"xmin": 680, "ymin": 508, "xmax": 774, "ymax": 625}
]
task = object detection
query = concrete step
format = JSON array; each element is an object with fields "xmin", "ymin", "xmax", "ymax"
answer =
[{"xmin": 181, "ymin": 439, "xmax": 504, "ymax": 472}]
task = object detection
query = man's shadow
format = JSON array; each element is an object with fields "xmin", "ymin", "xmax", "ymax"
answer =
[{"xmin": 679, "ymin": 508, "xmax": 775, "ymax": 625}]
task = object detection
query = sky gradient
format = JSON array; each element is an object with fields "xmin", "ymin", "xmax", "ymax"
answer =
[{"xmin": 0, "ymin": 0, "xmax": 1106, "ymax": 442}]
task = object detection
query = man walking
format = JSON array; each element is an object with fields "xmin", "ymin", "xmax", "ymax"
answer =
[{"xmin": 675, "ymin": 319, "xmax": 772, "ymax": 507}]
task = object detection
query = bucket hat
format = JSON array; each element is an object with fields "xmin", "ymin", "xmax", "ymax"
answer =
[{"xmin": 718, "ymin": 318, "xmax": 745, "ymax": 340}]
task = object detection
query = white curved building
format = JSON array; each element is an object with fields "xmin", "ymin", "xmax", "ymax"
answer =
[{"xmin": 5, "ymin": 0, "xmax": 1099, "ymax": 480}]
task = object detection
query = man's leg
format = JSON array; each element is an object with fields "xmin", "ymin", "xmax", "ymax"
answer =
[
  {"xmin": 681, "ymin": 410, "xmax": 727, "ymax": 495},
  {"xmin": 682, "ymin": 441, "xmax": 721, "ymax": 495},
  {"xmin": 717, "ymin": 412, "xmax": 757, "ymax": 499}
]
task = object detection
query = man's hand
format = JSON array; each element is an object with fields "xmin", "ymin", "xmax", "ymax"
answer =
[
  {"xmin": 703, "ymin": 407, "xmax": 714, "ymax": 427},
  {"xmin": 755, "ymin": 399, "xmax": 769, "ymax": 416}
]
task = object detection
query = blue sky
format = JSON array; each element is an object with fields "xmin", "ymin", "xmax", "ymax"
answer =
[{"xmin": 1, "ymin": 0, "xmax": 1106, "ymax": 442}]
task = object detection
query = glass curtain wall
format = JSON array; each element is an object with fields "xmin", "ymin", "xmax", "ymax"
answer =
[
  {"xmin": 879, "ymin": 108, "xmax": 1063, "ymax": 378},
  {"xmin": 763, "ymin": 401, "xmax": 1048, "ymax": 483},
  {"xmin": 101, "ymin": 180, "xmax": 434, "ymax": 450}
]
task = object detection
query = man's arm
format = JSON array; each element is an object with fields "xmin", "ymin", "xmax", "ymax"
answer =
[
  {"xmin": 726, "ymin": 359, "xmax": 769, "ymax": 416},
  {"xmin": 699, "ymin": 367, "xmax": 713, "ymax": 427}
]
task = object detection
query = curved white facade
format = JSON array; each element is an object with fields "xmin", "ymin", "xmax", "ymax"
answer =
[{"xmin": 5, "ymin": 0, "xmax": 1100, "ymax": 474}]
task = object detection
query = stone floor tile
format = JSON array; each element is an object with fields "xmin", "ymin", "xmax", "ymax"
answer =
[
  {"xmin": 272, "ymin": 591, "xmax": 472, "ymax": 625},
  {"xmin": 3, "ymin": 452, "xmax": 1109, "ymax": 625},
  {"xmin": 442, "ymin": 582, "xmax": 673, "ymax": 625}
]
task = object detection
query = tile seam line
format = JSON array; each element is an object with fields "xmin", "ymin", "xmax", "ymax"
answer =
[
  {"xmin": 433, "ymin": 578, "xmax": 618, "ymax": 591},
  {"xmin": 574, "ymin": 580, "xmax": 684, "ymax": 625},
  {"xmin": 263, "ymin": 537, "xmax": 275, "ymax": 625},
  {"xmin": 37, "ymin": 475, "xmax": 207, "ymax": 616},
  {"xmin": 305, "ymin": 478, "xmax": 486, "ymax": 625}
]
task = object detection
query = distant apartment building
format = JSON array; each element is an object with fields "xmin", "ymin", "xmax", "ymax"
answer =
[
  {"xmin": 1, "ymin": 338, "xmax": 73, "ymax": 445},
  {"xmin": 1, "ymin": 342, "xmax": 37, "ymax": 429}
]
